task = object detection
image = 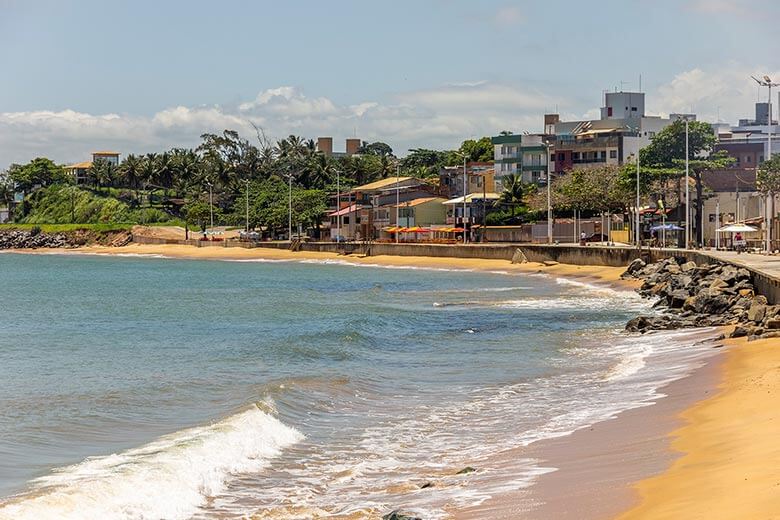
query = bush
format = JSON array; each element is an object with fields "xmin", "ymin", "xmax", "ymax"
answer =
[{"xmin": 29, "ymin": 225, "xmax": 42, "ymax": 236}]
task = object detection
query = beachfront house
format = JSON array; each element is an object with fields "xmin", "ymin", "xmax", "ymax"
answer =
[{"xmin": 66, "ymin": 151, "xmax": 121, "ymax": 184}]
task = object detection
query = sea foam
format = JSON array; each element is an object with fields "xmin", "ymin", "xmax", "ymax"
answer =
[{"xmin": 0, "ymin": 406, "xmax": 303, "ymax": 520}]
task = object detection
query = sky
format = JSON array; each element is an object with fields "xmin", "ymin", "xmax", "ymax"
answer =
[{"xmin": 1, "ymin": 0, "xmax": 779, "ymax": 165}]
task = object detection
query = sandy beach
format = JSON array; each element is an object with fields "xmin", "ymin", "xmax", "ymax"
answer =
[
  {"xmin": 617, "ymin": 334, "xmax": 780, "ymax": 520},
  {"xmin": 17, "ymin": 242, "xmax": 640, "ymax": 292}
]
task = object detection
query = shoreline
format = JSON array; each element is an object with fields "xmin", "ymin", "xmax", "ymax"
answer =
[
  {"xmin": 5, "ymin": 242, "xmax": 641, "ymax": 293},
  {"xmin": 616, "ymin": 333, "xmax": 780, "ymax": 519}
]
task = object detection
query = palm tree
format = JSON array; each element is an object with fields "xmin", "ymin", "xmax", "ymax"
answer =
[
  {"xmin": 305, "ymin": 153, "xmax": 335, "ymax": 189},
  {"xmin": 140, "ymin": 153, "xmax": 158, "ymax": 207},
  {"xmin": 87, "ymin": 159, "xmax": 108, "ymax": 192},
  {"xmin": 498, "ymin": 173, "xmax": 524, "ymax": 217},
  {"xmin": 118, "ymin": 154, "xmax": 143, "ymax": 201}
]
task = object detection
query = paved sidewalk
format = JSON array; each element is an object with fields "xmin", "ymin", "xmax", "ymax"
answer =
[{"xmin": 703, "ymin": 250, "xmax": 780, "ymax": 279}]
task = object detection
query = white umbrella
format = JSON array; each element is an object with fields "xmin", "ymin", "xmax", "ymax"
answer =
[{"xmin": 717, "ymin": 224, "xmax": 757, "ymax": 233}]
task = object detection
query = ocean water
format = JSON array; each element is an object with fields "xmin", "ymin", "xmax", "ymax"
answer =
[{"xmin": 0, "ymin": 252, "xmax": 719, "ymax": 519}]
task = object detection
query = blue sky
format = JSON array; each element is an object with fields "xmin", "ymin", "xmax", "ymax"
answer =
[{"xmin": 1, "ymin": 0, "xmax": 778, "ymax": 163}]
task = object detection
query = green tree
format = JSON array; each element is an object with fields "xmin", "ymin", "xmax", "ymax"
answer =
[
  {"xmin": 357, "ymin": 141, "xmax": 394, "ymax": 157},
  {"xmin": 497, "ymin": 173, "xmax": 524, "ymax": 217},
  {"xmin": 182, "ymin": 200, "xmax": 214, "ymax": 232},
  {"xmin": 8, "ymin": 157, "xmax": 68, "ymax": 192},
  {"xmin": 458, "ymin": 137, "xmax": 493, "ymax": 162},
  {"xmin": 630, "ymin": 120, "xmax": 733, "ymax": 245}
]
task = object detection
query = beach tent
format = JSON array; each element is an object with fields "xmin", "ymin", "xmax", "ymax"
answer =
[
  {"xmin": 716, "ymin": 224, "xmax": 758, "ymax": 233},
  {"xmin": 716, "ymin": 224, "xmax": 758, "ymax": 250}
]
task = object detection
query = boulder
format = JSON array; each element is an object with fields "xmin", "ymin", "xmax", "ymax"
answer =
[
  {"xmin": 748, "ymin": 304, "xmax": 767, "ymax": 323},
  {"xmin": 764, "ymin": 318, "xmax": 780, "ymax": 330},
  {"xmin": 383, "ymin": 511, "xmax": 422, "ymax": 520},
  {"xmin": 456, "ymin": 466, "xmax": 477, "ymax": 475},
  {"xmin": 623, "ymin": 258, "xmax": 646, "ymax": 277},
  {"xmin": 667, "ymin": 290, "xmax": 690, "ymax": 309},
  {"xmin": 681, "ymin": 261, "xmax": 697, "ymax": 273}
]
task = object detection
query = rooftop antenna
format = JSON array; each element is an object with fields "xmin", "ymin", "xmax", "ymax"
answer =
[
  {"xmin": 639, "ymin": 74, "xmax": 642, "ymax": 92},
  {"xmin": 751, "ymin": 74, "xmax": 779, "ymax": 253}
]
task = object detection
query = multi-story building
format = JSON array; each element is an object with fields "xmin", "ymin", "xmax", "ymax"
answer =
[
  {"xmin": 438, "ymin": 163, "xmax": 496, "ymax": 198},
  {"xmin": 491, "ymin": 134, "xmax": 549, "ymax": 187},
  {"xmin": 316, "ymin": 137, "xmax": 363, "ymax": 158},
  {"xmin": 66, "ymin": 151, "xmax": 121, "ymax": 184},
  {"xmin": 715, "ymin": 102, "xmax": 780, "ymax": 164},
  {"xmin": 492, "ymin": 91, "xmax": 680, "ymax": 186}
]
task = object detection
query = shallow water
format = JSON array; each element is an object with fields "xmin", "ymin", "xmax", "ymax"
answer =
[{"xmin": 0, "ymin": 253, "xmax": 717, "ymax": 519}]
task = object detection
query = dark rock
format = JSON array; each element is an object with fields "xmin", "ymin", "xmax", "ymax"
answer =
[
  {"xmin": 622, "ymin": 258, "xmax": 646, "ymax": 278},
  {"xmin": 383, "ymin": 511, "xmax": 422, "ymax": 520},
  {"xmin": 420, "ymin": 482, "xmax": 434, "ymax": 489},
  {"xmin": 764, "ymin": 318, "xmax": 780, "ymax": 330},
  {"xmin": 456, "ymin": 466, "xmax": 476, "ymax": 475},
  {"xmin": 760, "ymin": 331, "xmax": 780, "ymax": 339},
  {"xmin": 748, "ymin": 304, "xmax": 767, "ymax": 323}
]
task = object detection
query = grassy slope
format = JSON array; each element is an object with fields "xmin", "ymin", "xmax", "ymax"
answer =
[{"xmin": 17, "ymin": 185, "xmax": 175, "ymax": 226}]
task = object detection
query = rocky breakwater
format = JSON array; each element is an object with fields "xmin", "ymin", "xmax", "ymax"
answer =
[
  {"xmin": 621, "ymin": 257, "xmax": 780, "ymax": 341},
  {"xmin": 0, "ymin": 229, "xmax": 71, "ymax": 249},
  {"xmin": 0, "ymin": 228, "xmax": 132, "ymax": 249}
]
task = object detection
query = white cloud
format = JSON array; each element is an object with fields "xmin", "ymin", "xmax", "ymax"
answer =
[
  {"xmin": 651, "ymin": 66, "xmax": 780, "ymax": 123},
  {"xmin": 0, "ymin": 83, "xmax": 553, "ymax": 165}
]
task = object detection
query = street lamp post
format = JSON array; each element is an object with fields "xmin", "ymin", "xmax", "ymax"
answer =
[
  {"xmin": 546, "ymin": 142, "xmax": 553, "ymax": 244},
  {"xmin": 395, "ymin": 163, "xmax": 400, "ymax": 244},
  {"xmin": 336, "ymin": 168, "xmax": 341, "ymax": 243},
  {"xmin": 462, "ymin": 155, "xmax": 468, "ymax": 243},
  {"xmin": 243, "ymin": 179, "xmax": 250, "ymax": 233},
  {"xmin": 288, "ymin": 172, "xmax": 293, "ymax": 241},
  {"xmin": 752, "ymin": 75, "xmax": 779, "ymax": 253},
  {"xmin": 635, "ymin": 153, "xmax": 640, "ymax": 247},
  {"xmin": 685, "ymin": 119, "xmax": 690, "ymax": 248},
  {"xmin": 206, "ymin": 180, "xmax": 214, "ymax": 233}
]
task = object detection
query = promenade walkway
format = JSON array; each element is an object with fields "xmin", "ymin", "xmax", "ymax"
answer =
[{"xmin": 703, "ymin": 250, "xmax": 780, "ymax": 280}]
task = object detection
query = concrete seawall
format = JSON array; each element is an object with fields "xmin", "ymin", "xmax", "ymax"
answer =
[{"xmin": 130, "ymin": 235, "xmax": 779, "ymax": 304}]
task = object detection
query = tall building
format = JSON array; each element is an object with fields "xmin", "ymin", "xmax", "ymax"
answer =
[
  {"xmin": 551, "ymin": 91, "xmax": 678, "ymax": 173},
  {"xmin": 491, "ymin": 134, "xmax": 549, "ymax": 187}
]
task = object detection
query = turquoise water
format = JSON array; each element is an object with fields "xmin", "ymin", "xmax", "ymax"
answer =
[{"xmin": 0, "ymin": 253, "xmax": 716, "ymax": 519}]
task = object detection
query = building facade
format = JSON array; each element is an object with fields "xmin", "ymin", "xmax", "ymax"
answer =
[{"xmin": 491, "ymin": 134, "xmax": 548, "ymax": 187}]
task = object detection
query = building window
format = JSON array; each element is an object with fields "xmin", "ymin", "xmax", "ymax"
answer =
[
  {"xmin": 746, "ymin": 156, "xmax": 751, "ymax": 163},
  {"xmin": 573, "ymin": 152, "xmax": 580, "ymax": 160},
  {"xmin": 609, "ymin": 150, "xmax": 617, "ymax": 159},
  {"xmin": 550, "ymin": 153, "xmax": 555, "ymax": 162},
  {"xmin": 709, "ymin": 214, "xmax": 716, "ymax": 222},
  {"xmin": 558, "ymin": 153, "xmax": 564, "ymax": 161},
  {"xmin": 631, "ymin": 107, "xmax": 637, "ymax": 112},
  {"xmin": 600, "ymin": 151, "xmax": 607, "ymax": 159},
  {"xmin": 607, "ymin": 107, "xmax": 613, "ymax": 117},
  {"xmin": 343, "ymin": 216, "xmax": 350, "ymax": 225}
]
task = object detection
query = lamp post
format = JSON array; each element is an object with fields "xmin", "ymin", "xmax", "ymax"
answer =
[
  {"xmin": 395, "ymin": 163, "xmax": 400, "ymax": 244},
  {"xmin": 685, "ymin": 118, "xmax": 690, "ymax": 249},
  {"xmin": 462, "ymin": 154, "xmax": 468, "ymax": 243},
  {"xmin": 336, "ymin": 168, "xmax": 341, "ymax": 243},
  {"xmin": 546, "ymin": 142, "xmax": 553, "ymax": 244},
  {"xmin": 752, "ymin": 75, "xmax": 778, "ymax": 253},
  {"xmin": 636, "ymin": 152, "xmax": 640, "ymax": 247},
  {"xmin": 288, "ymin": 172, "xmax": 293, "ymax": 241},
  {"xmin": 205, "ymin": 180, "xmax": 214, "ymax": 233},
  {"xmin": 243, "ymin": 179, "xmax": 250, "ymax": 233}
]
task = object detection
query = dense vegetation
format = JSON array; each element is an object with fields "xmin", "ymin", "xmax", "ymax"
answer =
[{"xmin": 0, "ymin": 130, "xmax": 500, "ymax": 233}]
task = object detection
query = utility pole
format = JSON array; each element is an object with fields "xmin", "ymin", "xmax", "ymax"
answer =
[
  {"xmin": 395, "ymin": 163, "xmax": 400, "ymax": 244},
  {"xmin": 546, "ymin": 142, "xmax": 553, "ymax": 244},
  {"xmin": 462, "ymin": 155, "xmax": 468, "ymax": 243}
]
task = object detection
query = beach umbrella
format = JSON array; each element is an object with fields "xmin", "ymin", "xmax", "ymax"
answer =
[{"xmin": 717, "ymin": 224, "xmax": 758, "ymax": 233}]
